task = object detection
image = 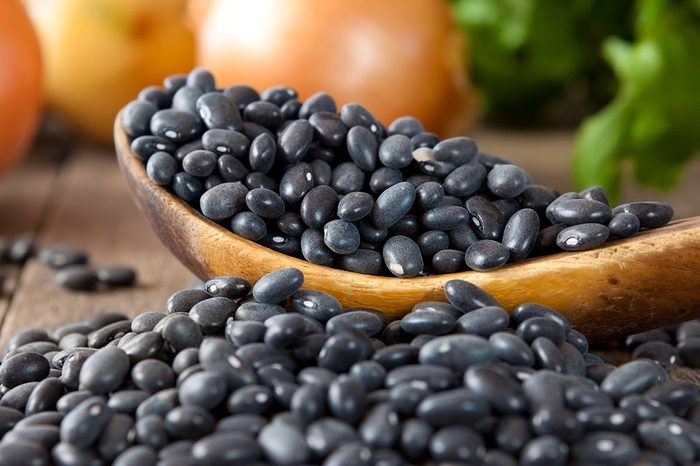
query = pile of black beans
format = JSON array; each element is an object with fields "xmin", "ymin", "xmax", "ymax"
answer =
[
  {"xmin": 623, "ymin": 320, "xmax": 700, "ymax": 369},
  {"xmin": 122, "ymin": 68, "xmax": 674, "ymax": 277},
  {"xmin": 1, "ymin": 267, "xmax": 699, "ymax": 466},
  {"xmin": 0, "ymin": 234, "xmax": 136, "ymax": 292}
]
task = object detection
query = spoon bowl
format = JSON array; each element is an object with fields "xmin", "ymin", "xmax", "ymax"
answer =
[{"xmin": 115, "ymin": 114, "xmax": 700, "ymax": 341}]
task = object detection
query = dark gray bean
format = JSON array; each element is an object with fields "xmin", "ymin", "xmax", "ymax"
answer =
[
  {"xmin": 619, "ymin": 394, "xmax": 673, "ymax": 421},
  {"xmin": 519, "ymin": 184, "xmax": 558, "ymax": 218},
  {"xmin": 187, "ymin": 68, "xmax": 216, "ymax": 93},
  {"xmin": 0, "ymin": 381, "xmax": 37, "ymax": 410},
  {"xmin": 113, "ymin": 445, "xmax": 158, "ymax": 466},
  {"xmin": 633, "ymin": 341, "xmax": 679, "ymax": 368},
  {"xmin": 389, "ymin": 214, "xmax": 420, "ymax": 239},
  {"xmin": 179, "ymin": 371, "xmax": 228, "ymax": 410},
  {"xmin": 431, "ymin": 249, "xmax": 463, "ymax": 273},
  {"xmin": 231, "ymin": 211, "xmax": 267, "ymax": 241},
  {"xmin": 502, "ymin": 208, "xmax": 539, "ymax": 261},
  {"xmin": 432, "ymin": 137, "xmax": 478, "ymax": 165},
  {"xmin": 248, "ymin": 133, "xmax": 276, "ymax": 174},
  {"xmin": 445, "ymin": 279, "xmax": 500, "ymax": 312},
  {"xmin": 645, "ymin": 380, "xmax": 698, "ymax": 413},
  {"xmin": 107, "ymin": 390, "xmax": 149, "ymax": 415},
  {"xmin": 234, "ymin": 302, "xmax": 285, "ymax": 322},
  {"xmin": 382, "ymin": 235, "xmax": 423, "ymax": 278},
  {"xmin": 275, "ymin": 212, "xmax": 305, "ymax": 237},
  {"xmin": 517, "ymin": 317, "xmax": 566, "ymax": 344},
  {"xmin": 300, "ymin": 229, "xmax": 334, "ymax": 266},
  {"xmin": 565, "ymin": 385, "xmax": 612, "ymax": 411},
  {"xmin": 258, "ymin": 419, "xmax": 310, "ymax": 465},
  {"xmin": 171, "ymin": 172, "xmax": 205, "ymax": 203},
  {"xmin": 369, "ymin": 167, "xmax": 403, "ymax": 195},
  {"xmin": 678, "ymin": 337, "xmax": 700, "ymax": 367},
  {"xmin": 290, "ymin": 383, "xmax": 326, "ymax": 423},
  {"xmin": 328, "ymin": 375, "xmax": 366, "ymax": 425},
  {"xmin": 331, "ymin": 161, "xmax": 365, "ymax": 194},
  {"xmin": 96, "ymin": 413, "xmax": 134, "ymax": 461},
  {"xmin": 638, "ymin": 419, "xmax": 695, "ymax": 464},
  {"xmin": 196, "ymin": 92, "xmax": 242, "ymax": 131},
  {"xmin": 323, "ymin": 220, "xmax": 360, "ymax": 255},
  {"xmin": 572, "ymin": 431, "xmax": 640, "ymax": 465},
  {"xmin": 466, "ymin": 196, "xmax": 507, "ymax": 240},
  {"xmin": 135, "ymin": 388, "xmax": 178, "ymax": 419},
  {"xmin": 95, "ymin": 265, "xmax": 136, "ymax": 287},
  {"xmin": 223, "ymin": 85, "xmax": 259, "ymax": 109},
  {"xmin": 318, "ymin": 332, "xmax": 373, "ymax": 373},
  {"xmin": 189, "ymin": 297, "xmax": 236, "ymax": 333},
  {"xmin": 252, "ymin": 268, "xmax": 304, "ymax": 303},
  {"xmin": 465, "ymin": 239, "xmax": 510, "ymax": 271},
  {"xmin": 612, "ymin": 201, "xmax": 674, "ymax": 228},
  {"xmin": 429, "ymin": 425, "xmax": 485, "ymax": 463},
  {"xmin": 60, "ymin": 396, "xmax": 112, "ymax": 448},
  {"xmin": 608, "ymin": 212, "xmax": 641, "ymax": 238},
  {"xmin": 132, "ymin": 359, "xmax": 175, "ymax": 393},
  {"xmin": 261, "ymin": 85, "xmax": 297, "ymax": 106},
  {"xmin": 346, "ymin": 125, "xmax": 378, "ymax": 172},
  {"xmin": 418, "ymin": 159, "xmax": 455, "ymax": 177},
  {"xmin": 164, "ymin": 406, "xmax": 215, "ymax": 440},
  {"xmin": 224, "ymin": 320, "xmax": 265, "ymax": 347},
  {"xmin": 279, "ymin": 163, "xmax": 314, "ymax": 205},
  {"xmin": 130, "ymin": 135, "xmax": 177, "ymax": 161},
  {"xmin": 300, "ymin": 186, "xmax": 338, "ymax": 228},
  {"xmin": 520, "ymin": 435, "xmax": 568, "ymax": 466},
  {"xmin": 38, "ymin": 246, "xmax": 89, "ymax": 269},
  {"xmin": 602, "ymin": 359, "xmax": 666, "ymax": 400},
  {"xmin": 358, "ymin": 403, "xmax": 400, "ymax": 448},
  {"xmin": 337, "ymin": 192, "xmax": 374, "ymax": 222},
  {"xmin": 264, "ymin": 313, "xmax": 309, "ymax": 348},
  {"xmin": 291, "ymin": 290, "xmax": 343, "ymax": 322},
  {"xmin": 489, "ymin": 332, "xmax": 535, "ymax": 367},
  {"xmin": 418, "ymin": 334, "xmax": 496, "ymax": 373},
  {"xmin": 167, "ymin": 289, "xmax": 210, "ymax": 314},
  {"xmin": 119, "ymin": 332, "xmax": 163, "ymax": 363},
  {"xmin": 56, "ymin": 391, "xmax": 92, "ymax": 415},
  {"xmin": 340, "ymin": 103, "xmax": 381, "ymax": 134},
  {"xmin": 0, "ymin": 352, "xmax": 50, "ymax": 388},
  {"xmin": 385, "ymin": 364, "xmax": 456, "ymax": 391},
  {"xmin": 243, "ymin": 101, "xmax": 282, "ymax": 129},
  {"xmin": 157, "ymin": 314, "xmax": 203, "ymax": 352},
  {"xmin": 217, "ymin": 154, "xmax": 249, "ymax": 182},
  {"xmin": 487, "ymin": 164, "xmax": 529, "ymax": 198},
  {"xmin": 399, "ymin": 418, "xmax": 432, "ymax": 461},
  {"xmin": 299, "ymin": 91, "xmax": 336, "ymax": 118},
  {"xmin": 280, "ymin": 98, "xmax": 300, "ymax": 119},
  {"xmin": 455, "ymin": 306, "xmax": 509, "ymax": 337},
  {"xmin": 401, "ymin": 308, "xmax": 455, "ymax": 336},
  {"xmin": 387, "ymin": 116, "xmax": 423, "ymax": 137},
  {"xmin": 550, "ymin": 198, "xmax": 612, "ymax": 225},
  {"xmin": 122, "ymin": 100, "xmax": 157, "ymax": 137},
  {"xmin": 25, "ymin": 378, "xmax": 65, "ymax": 415},
  {"xmin": 511, "ymin": 303, "xmax": 571, "ymax": 333},
  {"xmin": 414, "ymin": 182, "xmax": 444, "ymax": 212},
  {"xmin": 421, "ymin": 206, "xmax": 469, "ymax": 231},
  {"xmin": 557, "ymin": 223, "xmax": 610, "ymax": 251},
  {"xmin": 182, "ymin": 149, "xmax": 216, "ymax": 177},
  {"xmin": 337, "ymin": 248, "xmax": 384, "ymax": 275},
  {"xmin": 150, "ymin": 109, "xmax": 203, "ymax": 144},
  {"xmin": 416, "ymin": 230, "xmax": 449, "ymax": 261},
  {"xmin": 308, "ymin": 112, "xmax": 347, "ymax": 147},
  {"xmin": 236, "ymin": 343, "xmax": 295, "ymax": 371},
  {"xmin": 54, "ymin": 265, "xmax": 98, "ymax": 292},
  {"xmin": 443, "ymin": 163, "xmax": 487, "ymax": 197},
  {"xmin": 279, "ymin": 119, "xmax": 313, "ymax": 163},
  {"xmin": 78, "ymin": 346, "xmax": 129, "ymax": 394},
  {"xmin": 371, "ymin": 182, "xmax": 416, "ymax": 229},
  {"xmin": 192, "ymin": 431, "xmax": 261, "ymax": 466},
  {"xmin": 531, "ymin": 337, "xmax": 565, "ymax": 372},
  {"xmin": 305, "ymin": 418, "xmax": 358, "ymax": 459},
  {"xmin": 204, "ymin": 276, "xmax": 250, "ymax": 299},
  {"xmin": 327, "ymin": 310, "xmax": 386, "ymax": 337},
  {"xmin": 309, "ymin": 159, "xmax": 332, "ymax": 187},
  {"xmin": 378, "ymin": 134, "xmax": 412, "ymax": 169},
  {"xmin": 373, "ymin": 344, "xmax": 418, "ymax": 371}
]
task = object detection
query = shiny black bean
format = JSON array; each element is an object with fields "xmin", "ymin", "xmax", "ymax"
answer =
[
  {"xmin": 217, "ymin": 154, "xmax": 249, "ymax": 182},
  {"xmin": 279, "ymin": 163, "xmax": 314, "ymax": 205},
  {"xmin": 466, "ymin": 196, "xmax": 507, "ymax": 240},
  {"xmin": 306, "ymin": 418, "xmax": 359, "ymax": 459},
  {"xmin": 204, "ymin": 276, "xmax": 250, "ymax": 299},
  {"xmin": 638, "ymin": 419, "xmax": 695, "ymax": 464},
  {"xmin": 150, "ymin": 109, "xmax": 202, "ymax": 144},
  {"xmin": 602, "ymin": 359, "xmax": 666, "ymax": 400},
  {"xmin": 243, "ymin": 101, "xmax": 282, "ymax": 129},
  {"xmin": 431, "ymin": 248, "xmax": 464, "ymax": 273},
  {"xmin": 572, "ymin": 431, "xmax": 640, "ymax": 466},
  {"xmin": 252, "ymin": 268, "xmax": 304, "ymax": 303},
  {"xmin": 432, "ymin": 137, "xmax": 478, "ymax": 165},
  {"xmin": 328, "ymin": 375, "xmax": 366, "ymax": 425},
  {"xmin": 517, "ymin": 317, "xmax": 566, "ymax": 345},
  {"xmin": 337, "ymin": 192, "xmax": 373, "ymax": 222},
  {"xmin": 156, "ymin": 314, "xmax": 203, "ymax": 352},
  {"xmin": 196, "ymin": 92, "xmax": 242, "ymax": 131},
  {"xmin": 299, "ymin": 229, "xmax": 333, "ymax": 266},
  {"xmin": 231, "ymin": 211, "xmax": 267, "ymax": 241},
  {"xmin": 60, "ymin": 396, "xmax": 112, "ymax": 448},
  {"xmin": 226, "ymin": 385, "xmax": 272, "ymax": 415},
  {"xmin": 327, "ymin": 311, "xmax": 386, "ymax": 337},
  {"xmin": 501, "ymin": 208, "xmax": 540, "ymax": 262},
  {"xmin": 388, "ymin": 214, "xmax": 420, "ymax": 239},
  {"xmin": 54, "ymin": 265, "xmax": 98, "ymax": 292},
  {"xmin": 234, "ymin": 302, "xmax": 285, "ymax": 323},
  {"xmin": 331, "ymin": 162, "xmax": 365, "ymax": 194},
  {"xmin": 122, "ymin": 99, "xmax": 157, "ymax": 137},
  {"xmin": 337, "ymin": 248, "xmax": 384, "ymax": 275},
  {"xmin": 608, "ymin": 212, "xmax": 641, "ymax": 238},
  {"xmin": 107, "ymin": 390, "xmax": 149, "ymax": 416},
  {"xmin": 171, "ymin": 172, "xmax": 205, "ymax": 203},
  {"xmin": 96, "ymin": 413, "xmax": 134, "ymax": 461},
  {"xmin": 645, "ymin": 380, "xmax": 699, "ymax": 414},
  {"xmin": 192, "ymin": 431, "xmax": 261, "ymax": 466},
  {"xmin": 487, "ymin": 164, "xmax": 529, "ymax": 198},
  {"xmin": 401, "ymin": 308, "xmax": 455, "ymax": 336},
  {"xmin": 371, "ymin": 182, "xmax": 416, "ymax": 229},
  {"xmin": 318, "ymin": 332, "xmax": 374, "ymax": 373},
  {"xmin": 300, "ymin": 186, "xmax": 338, "ymax": 228},
  {"xmin": 520, "ymin": 435, "xmax": 569, "ymax": 466},
  {"xmin": 278, "ymin": 119, "xmax": 313, "ymax": 163},
  {"xmin": 119, "ymin": 331, "xmax": 163, "ymax": 363},
  {"xmin": 130, "ymin": 135, "xmax": 176, "ymax": 161},
  {"xmin": 421, "ymin": 206, "xmax": 469, "ymax": 231},
  {"xmin": 224, "ymin": 320, "xmax": 265, "ymax": 347},
  {"xmin": 633, "ymin": 341, "xmax": 679, "ymax": 369},
  {"xmin": 465, "ymin": 239, "xmax": 510, "ymax": 271},
  {"xmin": 445, "ymin": 279, "xmax": 500, "ymax": 312},
  {"xmin": 612, "ymin": 201, "xmax": 674, "ymax": 228},
  {"xmin": 290, "ymin": 383, "xmax": 326, "ymax": 423},
  {"xmin": 429, "ymin": 425, "xmax": 485, "ymax": 463},
  {"xmin": 576, "ymin": 406, "xmax": 636, "ymax": 432},
  {"xmin": 308, "ymin": 111, "xmax": 347, "ymax": 148},
  {"xmin": 187, "ymin": 68, "xmax": 216, "ymax": 93},
  {"xmin": 455, "ymin": 306, "xmax": 509, "ymax": 337},
  {"xmin": 113, "ymin": 445, "xmax": 158, "ymax": 466},
  {"xmin": 167, "ymin": 289, "xmax": 210, "ymax": 314},
  {"xmin": 382, "ymin": 235, "xmax": 423, "ymax": 278},
  {"xmin": 0, "ymin": 352, "xmax": 50, "ymax": 388},
  {"xmin": 132, "ymin": 359, "xmax": 175, "ymax": 393},
  {"xmin": 678, "ymin": 337, "xmax": 700, "ymax": 367},
  {"xmin": 164, "ymin": 406, "xmax": 215, "ymax": 440}
]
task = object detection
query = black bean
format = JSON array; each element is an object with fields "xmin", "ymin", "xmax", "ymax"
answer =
[
  {"xmin": 382, "ymin": 235, "xmax": 423, "ymax": 278},
  {"xmin": 231, "ymin": 211, "xmax": 267, "ymax": 241},
  {"xmin": 281, "ymin": 99, "xmax": 301, "ymax": 120},
  {"xmin": 442, "ymin": 162, "xmax": 487, "ymax": 198},
  {"xmin": 645, "ymin": 380, "xmax": 698, "ymax": 414},
  {"xmin": 370, "ymin": 182, "xmax": 415, "ymax": 230},
  {"xmin": 318, "ymin": 332, "xmax": 373, "ymax": 373},
  {"xmin": 633, "ymin": 341, "xmax": 679, "ymax": 369},
  {"xmin": 445, "ymin": 279, "xmax": 500, "ymax": 312},
  {"xmin": 38, "ymin": 246, "xmax": 89, "ymax": 269},
  {"xmin": 501, "ymin": 208, "xmax": 540, "ymax": 262},
  {"xmin": 389, "ymin": 214, "xmax": 420, "ymax": 239},
  {"xmin": 187, "ymin": 68, "xmax": 216, "ymax": 93},
  {"xmin": 252, "ymin": 268, "xmax": 304, "ymax": 304},
  {"xmin": 466, "ymin": 196, "xmax": 507, "ymax": 241},
  {"xmin": 517, "ymin": 317, "xmax": 566, "ymax": 344},
  {"xmin": 242, "ymin": 100, "xmax": 282, "ymax": 130},
  {"xmin": 167, "ymin": 289, "xmax": 210, "ymax": 314},
  {"xmin": 330, "ymin": 161, "xmax": 364, "ymax": 194},
  {"xmin": 96, "ymin": 412, "xmax": 134, "ymax": 461},
  {"xmin": 519, "ymin": 184, "xmax": 558, "ymax": 218},
  {"xmin": 164, "ymin": 406, "xmax": 216, "ymax": 440},
  {"xmin": 556, "ymin": 223, "xmax": 610, "ymax": 251},
  {"xmin": 278, "ymin": 119, "xmax": 313, "ymax": 163},
  {"xmin": 0, "ymin": 352, "xmax": 50, "ymax": 388},
  {"xmin": 432, "ymin": 137, "xmax": 478, "ymax": 165},
  {"xmin": 678, "ymin": 337, "xmax": 700, "ymax": 367},
  {"xmin": 322, "ymin": 220, "xmax": 360, "ymax": 255},
  {"xmin": 387, "ymin": 116, "xmax": 423, "ymax": 137},
  {"xmin": 638, "ymin": 419, "xmax": 695, "ymax": 464},
  {"xmin": 328, "ymin": 375, "xmax": 366, "ymax": 425},
  {"xmin": 279, "ymin": 163, "xmax": 314, "ymax": 205},
  {"xmin": 177, "ymin": 371, "xmax": 228, "ymax": 410},
  {"xmin": 157, "ymin": 314, "xmax": 203, "ymax": 352},
  {"xmin": 150, "ymin": 109, "xmax": 203, "ymax": 144},
  {"xmin": 217, "ymin": 154, "xmax": 249, "ymax": 182},
  {"xmin": 78, "ymin": 346, "xmax": 129, "ymax": 394},
  {"xmin": 346, "ymin": 125, "xmax": 378, "ymax": 172},
  {"xmin": 192, "ymin": 431, "xmax": 261, "ymax": 466},
  {"xmin": 122, "ymin": 100, "xmax": 158, "ymax": 137},
  {"xmin": 429, "ymin": 425, "xmax": 485, "ymax": 462},
  {"xmin": 327, "ymin": 310, "xmax": 386, "ymax": 338},
  {"xmin": 487, "ymin": 164, "xmax": 529, "ymax": 198},
  {"xmin": 60, "ymin": 396, "xmax": 112, "ymax": 448},
  {"xmin": 420, "ymin": 206, "xmax": 468, "ymax": 231},
  {"xmin": 54, "ymin": 265, "xmax": 98, "ymax": 292},
  {"xmin": 25, "ymin": 378, "xmax": 64, "ymax": 415},
  {"xmin": 223, "ymin": 85, "xmax": 259, "ymax": 110},
  {"xmin": 119, "ymin": 332, "xmax": 163, "ymax": 362},
  {"xmin": 336, "ymin": 192, "xmax": 373, "ymax": 222},
  {"xmin": 608, "ymin": 212, "xmax": 641, "ymax": 238},
  {"xmin": 465, "ymin": 239, "xmax": 510, "ymax": 271},
  {"xmin": 113, "ymin": 445, "xmax": 158, "ymax": 466},
  {"xmin": 189, "ymin": 297, "xmax": 236, "ymax": 333},
  {"xmin": 550, "ymin": 198, "xmax": 613, "ymax": 225},
  {"xmin": 340, "ymin": 103, "xmax": 381, "ymax": 134},
  {"xmin": 171, "ymin": 172, "xmax": 205, "ymax": 203},
  {"xmin": 107, "ymin": 390, "xmax": 149, "ymax": 416},
  {"xmin": 132, "ymin": 359, "xmax": 175, "ymax": 393},
  {"xmin": 520, "ymin": 435, "xmax": 569, "ymax": 466},
  {"xmin": 299, "ymin": 185, "xmax": 337, "ymax": 229},
  {"xmin": 429, "ymin": 249, "xmax": 461, "ymax": 273},
  {"xmin": 602, "ymin": 359, "xmax": 666, "ymax": 400},
  {"xmin": 196, "ymin": 92, "xmax": 242, "ymax": 131},
  {"xmin": 612, "ymin": 201, "xmax": 674, "ymax": 228},
  {"xmin": 130, "ymin": 135, "xmax": 177, "ymax": 161},
  {"xmin": 337, "ymin": 248, "xmax": 384, "ymax": 275}
]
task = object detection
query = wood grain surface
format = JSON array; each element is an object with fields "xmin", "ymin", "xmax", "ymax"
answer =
[{"xmin": 116, "ymin": 120, "xmax": 700, "ymax": 342}]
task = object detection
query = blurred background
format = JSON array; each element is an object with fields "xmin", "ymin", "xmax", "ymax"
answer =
[{"xmin": 0, "ymin": 0, "xmax": 698, "ymax": 338}]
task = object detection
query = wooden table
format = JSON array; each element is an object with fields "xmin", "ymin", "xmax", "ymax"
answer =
[{"xmin": 1, "ymin": 129, "xmax": 699, "ymax": 348}]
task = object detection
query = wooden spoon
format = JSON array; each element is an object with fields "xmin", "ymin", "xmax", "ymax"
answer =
[{"xmin": 115, "ymin": 117, "xmax": 700, "ymax": 342}]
